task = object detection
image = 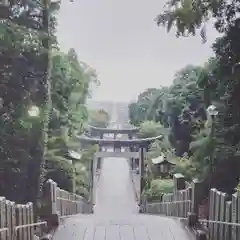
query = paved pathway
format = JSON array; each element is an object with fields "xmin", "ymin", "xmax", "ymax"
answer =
[
  {"xmin": 94, "ymin": 157, "xmax": 139, "ymax": 215},
  {"xmin": 53, "ymin": 156, "xmax": 192, "ymax": 240}
]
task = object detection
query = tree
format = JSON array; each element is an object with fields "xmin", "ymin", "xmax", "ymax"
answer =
[
  {"xmin": 155, "ymin": 0, "xmax": 239, "ymax": 41},
  {"xmin": 129, "ymin": 64, "xmax": 208, "ymax": 156},
  {"xmin": 155, "ymin": 0, "xmax": 240, "ymax": 194},
  {"xmin": 0, "ymin": 0, "xmax": 58, "ymax": 205},
  {"xmin": 89, "ymin": 109, "xmax": 110, "ymax": 128},
  {"xmin": 0, "ymin": 0, "xmax": 99, "ymax": 208},
  {"xmin": 128, "ymin": 88, "xmax": 163, "ymax": 126},
  {"xmin": 137, "ymin": 121, "xmax": 165, "ymax": 139},
  {"xmin": 46, "ymin": 49, "xmax": 98, "ymax": 195}
]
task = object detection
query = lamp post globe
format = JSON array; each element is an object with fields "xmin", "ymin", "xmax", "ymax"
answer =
[
  {"xmin": 28, "ymin": 106, "xmax": 40, "ymax": 117},
  {"xmin": 206, "ymin": 105, "xmax": 218, "ymax": 117}
]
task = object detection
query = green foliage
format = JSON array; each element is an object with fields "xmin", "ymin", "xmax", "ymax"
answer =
[
  {"xmin": 137, "ymin": 121, "xmax": 165, "ymax": 138},
  {"xmin": 155, "ymin": 0, "xmax": 239, "ymax": 41},
  {"xmin": 89, "ymin": 109, "xmax": 110, "ymax": 128},
  {"xmin": 172, "ymin": 156, "xmax": 198, "ymax": 181},
  {"xmin": 143, "ymin": 179, "xmax": 174, "ymax": 201},
  {"xmin": 0, "ymin": 1, "xmax": 99, "ymax": 205},
  {"xmin": 0, "ymin": 0, "xmax": 59, "ymax": 204},
  {"xmin": 46, "ymin": 49, "xmax": 98, "ymax": 195},
  {"xmin": 130, "ymin": 61, "xmax": 222, "ymax": 182},
  {"xmin": 128, "ymin": 88, "xmax": 163, "ymax": 125},
  {"xmin": 129, "ymin": 64, "xmax": 207, "ymax": 157},
  {"xmin": 147, "ymin": 6, "xmax": 240, "ymax": 193}
]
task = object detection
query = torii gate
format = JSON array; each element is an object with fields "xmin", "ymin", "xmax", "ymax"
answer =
[
  {"xmin": 76, "ymin": 134, "xmax": 163, "ymax": 209},
  {"xmin": 85, "ymin": 124, "xmax": 140, "ymax": 139}
]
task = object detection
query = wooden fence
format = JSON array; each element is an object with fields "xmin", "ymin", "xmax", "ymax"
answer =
[
  {"xmin": 203, "ymin": 188, "xmax": 240, "ymax": 240},
  {"xmin": 145, "ymin": 174, "xmax": 192, "ymax": 218},
  {"xmin": 46, "ymin": 179, "xmax": 92, "ymax": 216},
  {"xmin": 144, "ymin": 173, "xmax": 240, "ymax": 240},
  {"xmin": 0, "ymin": 179, "xmax": 92, "ymax": 240},
  {"xmin": 0, "ymin": 198, "xmax": 46, "ymax": 240},
  {"xmin": 146, "ymin": 188, "xmax": 192, "ymax": 218}
]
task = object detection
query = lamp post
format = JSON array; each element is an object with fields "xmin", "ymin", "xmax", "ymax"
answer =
[
  {"xmin": 206, "ymin": 104, "xmax": 218, "ymax": 173},
  {"xmin": 28, "ymin": 105, "xmax": 40, "ymax": 117}
]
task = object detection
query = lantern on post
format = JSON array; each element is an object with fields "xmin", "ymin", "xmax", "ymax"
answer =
[{"xmin": 151, "ymin": 154, "xmax": 176, "ymax": 178}]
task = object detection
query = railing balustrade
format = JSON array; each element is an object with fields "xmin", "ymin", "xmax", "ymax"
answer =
[
  {"xmin": 144, "ymin": 173, "xmax": 240, "ymax": 240},
  {"xmin": 0, "ymin": 179, "xmax": 92, "ymax": 240}
]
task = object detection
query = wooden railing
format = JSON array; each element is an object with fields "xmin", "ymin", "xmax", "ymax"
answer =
[
  {"xmin": 144, "ymin": 174, "xmax": 192, "ymax": 218},
  {"xmin": 146, "ymin": 188, "xmax": 192, "ymax": 218},
  {"xmin": 204, "ymin": 188, "xmax": 240, "ymax": 240},
  {"xmin": 0, "ymin": 179, "xmax": 92, "ymax": 240},
  {"xmin": 45, "ymin": 179, "xmax": 92, "ymax": 217},
  {"xmin": 0, "ymin": 198, "xmax": 47, "ymax": 240},
  {"xmin": 144, "ymin": 173, "xmax": 240, "ymax": 240}
]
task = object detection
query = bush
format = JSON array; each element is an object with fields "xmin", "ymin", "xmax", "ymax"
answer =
[
  {"xmin": 172, "ymin": 155, "xmax": 209, "ymax": 181},
  {"xmin": 45, "ymin": 141, "xmax": 97, "ymax": 197},
  {"xmin": 143, "ymin": 179, "xmax": 174, "ymax": 202},
  {"xmin": 137, "ymin": 121, "xmax": 164, "ymax": 138},
  {"xmin": 172, "ymin": 157, "xmax": 197, "ymax": 181},
  {"xmin": 89, "ymin": 109, "xmax": 110, "ymax": 128}
]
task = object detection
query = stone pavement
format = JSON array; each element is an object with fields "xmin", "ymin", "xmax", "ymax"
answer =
[{"xmin": 53, "ymin": 157, "xmax": 192, "ymax": 240}]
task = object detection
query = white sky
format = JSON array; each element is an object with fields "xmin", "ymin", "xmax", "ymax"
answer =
[{"xmin": 57, "ymin": 0, "xmax": 219, "ymax": 102}]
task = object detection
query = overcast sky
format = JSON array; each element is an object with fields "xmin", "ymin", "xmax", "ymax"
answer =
[{"xmin": 57, "ymin": 0, "xmax": 219, "ymax": 102}]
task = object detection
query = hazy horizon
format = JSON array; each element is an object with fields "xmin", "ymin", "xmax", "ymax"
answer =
[{"xmin": 57, "ymin": 0, "xmax": 219, "ymax": 102}]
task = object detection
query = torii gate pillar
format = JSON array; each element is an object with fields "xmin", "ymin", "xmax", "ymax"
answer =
[{"xmin": 139, "ymin": 147, "xmax": 146, "ymax": 212}]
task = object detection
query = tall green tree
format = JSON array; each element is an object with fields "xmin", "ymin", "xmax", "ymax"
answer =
[
  {"xmin": 0, "ymin": 0, "xmax": 57, "ymax": 205},
  {"xmin": 46, "ymin": 49, "xmax": 98, "ymax": 194},
  {"xmin": 89, "ymin": 109, "xmax": 110, "ymax": 128},
  {"xmin": 0, "ymin": 0, "xmax": 99, "ymax": 207},
  {"xmin": 155, "ymin": 0, "xmax": 240, "ymax": 193},
  {"xmin": 129, "ymin": 65, "xmax": 207, "ymax": 156}
]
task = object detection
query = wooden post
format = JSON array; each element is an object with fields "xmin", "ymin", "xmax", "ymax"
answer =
[
  {"xmin": 22, "ymin": 205, "xmax": 27, "ymax": 240},
  {"xmin": 97, "ymin": 133, "xmax": 103, "ymax": 169},
  {"xmin": 29, "ymin": 203, "xmax": 35, "ymax": 240},
  {"xmin": 89, "ymin": 157, "xmax": 94, "ymax": 211},
  {"xmin": 191, "ymin": 179, "xmax": 203, "ymax": 215},
  {"xmin": 173, "ymin": 173, "xmax": 186, "ymax": 194},
  {"xmin": 209, "ymin": 189, "xmax": 217, "ymax": 237},
  {"xmin": 139, "ymin": 147, "xmax": 146, "ymax": 212},
  {"xmin": 10, "ymin": 201, "xmax": 16, "ymax": 240},
  {"xmin": 188, "ymin": 179, "xmax": 203, "ymax": 227},
  {"xmin": 43, "ymin": 180, "xmax": 60, "ymax": 231},
  {"xmin": 0, "ymin": 197, "xmax": 6, "ymax": 240},
  {"xmin": 219, "ymin": 192, "xmax": 227, "ymax": 239},
  {"xmin": 129, "ymin": 145, "xmax": 134, "ymax": 170},
  {"xmin": 16, "ymin": 205, "xmax": 23, "ymax": 240},
  {"xmin": 213, "ymin": 190, "xmax": 221, "ymax": 238},
  {"xmin": 44, "ymin": 179, "xmax": 57, "ymax": 215},
  {"xmin": 231, "ymin": 192, "xmax": 240, "ymax": 240},
  {"xmin": 128, "ymin": 134, "xmax": 132, "ymax": 140},
  {"xmin": 92, "ymin": 156, "xmax": 98, "ymax": 206},
  {"xmin": 5, "ymin": 201, "xmax": 12, "ymax": 239},
  {"xmin": 72, "ymin": 162, "xmax": 76, "ymax": 194},
  {"xmin": 224, "ymin": 201, "xmax": 232, "ymax": 240}
]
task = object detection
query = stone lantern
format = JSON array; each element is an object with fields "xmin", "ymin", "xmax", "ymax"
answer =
[
  {"xmin": 66, "ymin": 150, "xmax": 82, "ymax": 193},
  {"xmin": 151, "ymin": 154, "xmax": 176, "ymax": 178}
]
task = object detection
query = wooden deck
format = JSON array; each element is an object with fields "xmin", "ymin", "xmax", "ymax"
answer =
[
  {"xmin": 53, "ymin": 157, "xmax": 192, "ymax": 240},
  {"xmin": 53, "ymin": 214, "xmax": 192, "ymax": 240}
]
